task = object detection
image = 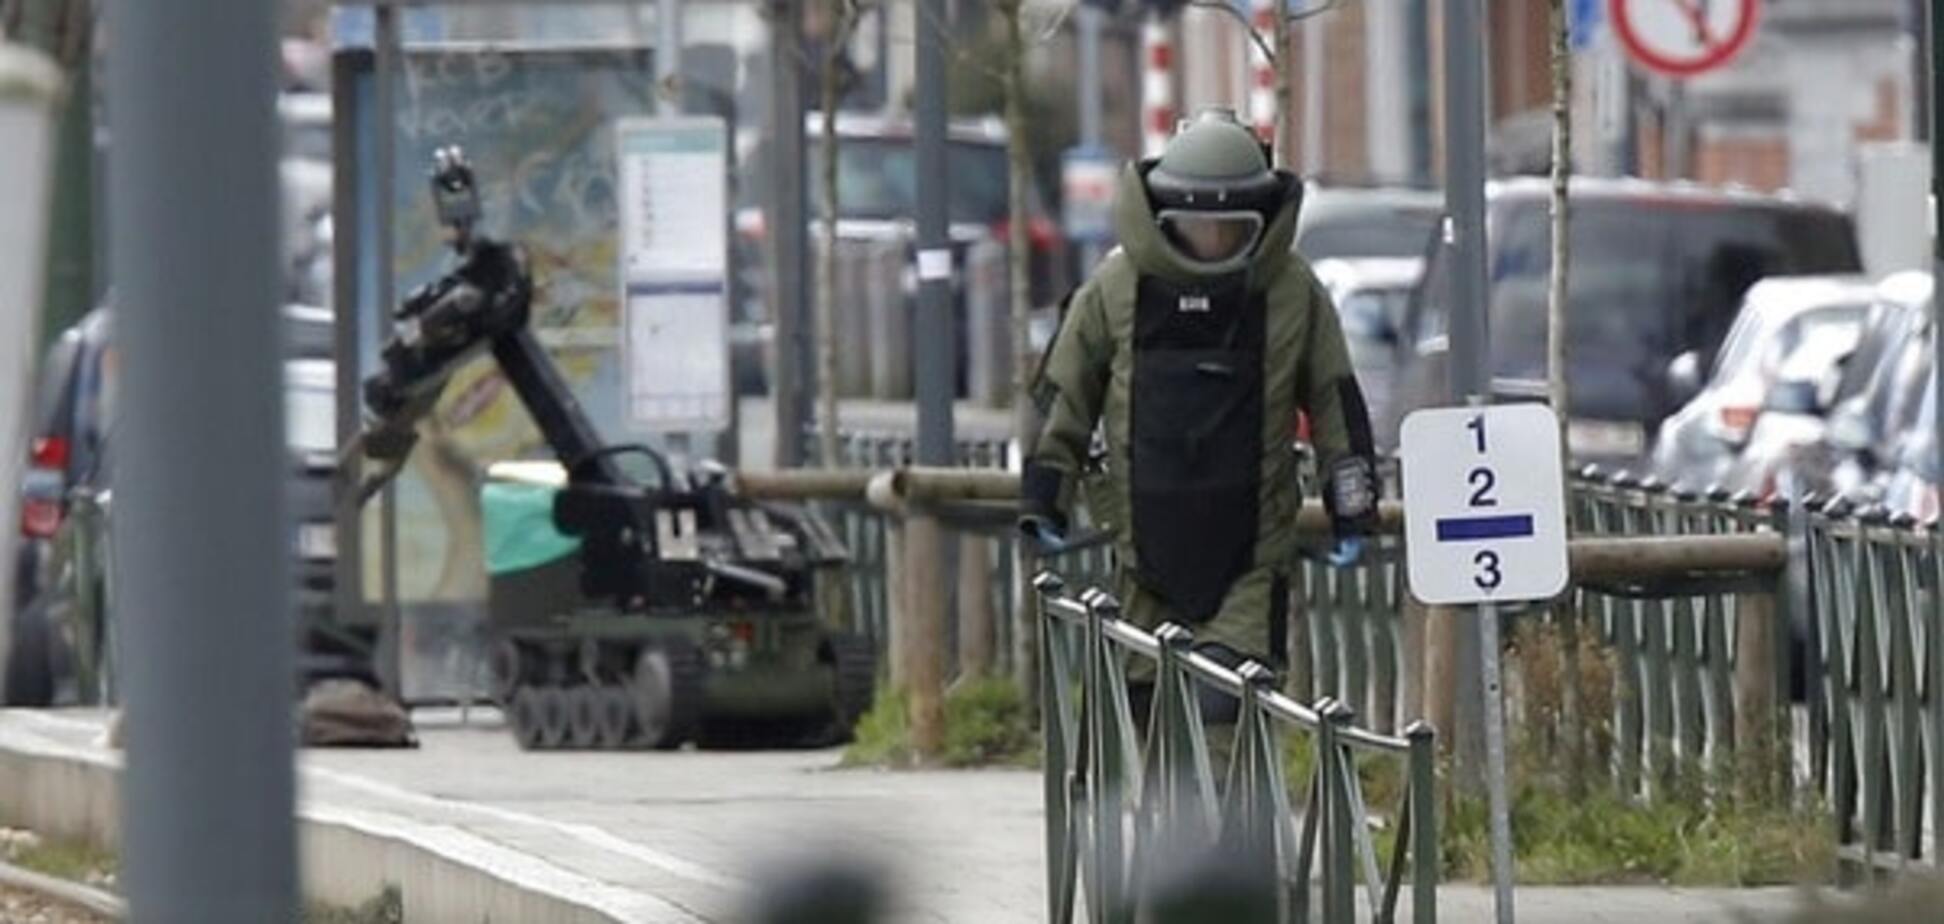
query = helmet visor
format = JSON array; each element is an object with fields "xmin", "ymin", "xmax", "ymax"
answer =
[{"xmin": 1157, "ymin": 210, "xmax": 1264, "ymax": 271}]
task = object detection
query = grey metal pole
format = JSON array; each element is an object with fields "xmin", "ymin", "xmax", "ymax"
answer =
[
  {"xmin": 1912, "ymin": 0, "xmax": 1929, "ymax": 145},
  {"xmin": 1929, "ymin": 0, "xmax": 1944, "ymax": 866},
  {"xmin": 331, "ymin": 39, "xmax": 366, "ymax": 680},
  {"xmin": 1479, "ymin": 602, "xmax": 1515, "ymax": 924},
  {"xmin": 768, "ymin": 0, "xmax": 811, "ymax": 467},
  {"xmin": 1661, "ymin": 78, "xmax": 1687, "ymax": 181},
  {"xmin": 658, "ymin": 0, "xmax": 684, "ymax": 92},
  {"xmin": 374, "ymin": 4, "xmax": 405, "ymax": 699},
  {"xmin": 1077, "ymin": 2, "xmax": 1105, "ymax": 270},
  {"xmin": 915, "ymin": 0, "xmax": 956, "ymax": 466},
  {"xmin": 107, "ymin": 0, "xmax": 295, "ymax": 919},
  {"xmin": 1443, "ymin": 0, "xmax": 1493, "ymax": 831},
  {"xmin": 1303, "ymin": 9, "xmax": 1326, "ymax": 176},
  {"xmin": 1444, "ymin": 0, "xmax": 1491, "ymax": 404}
]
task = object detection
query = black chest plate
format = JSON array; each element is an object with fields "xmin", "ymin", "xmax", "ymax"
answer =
[{"xmin": 1127, "ymin": 274, "xmax": 1267, "ymax": 621}]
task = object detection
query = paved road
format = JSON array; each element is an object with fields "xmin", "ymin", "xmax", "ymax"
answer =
[{"xmin": 0, "ymin": 709, "xmax": 1816, "ymax": 923}]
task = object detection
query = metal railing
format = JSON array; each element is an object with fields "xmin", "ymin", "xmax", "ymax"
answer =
[
  {"xmin": 763, "ymin": 432, "xmax": 1942, "ymax": 882},
  {"xmin": 1291, "ymin": 535, "xmax": 1410, "ymax": 734},
  {"xmin": 45, "ymin": 487, "xmax": 117, "ymax": 706},
  {"xmin": 1803, "ymin": 501, "xmax": 1943, "ymax": 877},
  {"xmin": 1562, "ymin": 472, "xmax": 1790, "ymax": 798},
  {"xmin": 1036, "ymin": 573, "xmax": 1437, "ymax": 924},
  {"xmin": 813, "ymin": 429, "xmax": 1113, "ymax": 682}
]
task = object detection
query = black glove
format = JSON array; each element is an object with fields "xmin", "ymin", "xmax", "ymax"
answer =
[{"xmin": 1324, "ymin": 455, "xmax": 1379, "ymax": 539}]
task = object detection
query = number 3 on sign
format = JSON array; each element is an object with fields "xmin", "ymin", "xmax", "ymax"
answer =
[{"xmin": 1474, "ymin": 550, "xmax": 1502, "ymax": 590}]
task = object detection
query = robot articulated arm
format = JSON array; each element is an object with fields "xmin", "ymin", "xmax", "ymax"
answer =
[
  {"xmin": 341, "ymin": 147, "xmax": 832, "ymax": 611},
  {"xmin": 347, "ymin": 147, "xmax": 628, "ymax": 504}
]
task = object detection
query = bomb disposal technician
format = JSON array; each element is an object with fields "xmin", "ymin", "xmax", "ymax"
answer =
[{"xmin": 1021, "ymin": 108, "xmax": 1378, "ymax": 706}]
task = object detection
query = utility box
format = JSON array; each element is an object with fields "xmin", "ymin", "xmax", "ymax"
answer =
[{"xmin": 1855, "ymin": 143, "xmax": 1930, "ymax": 278}]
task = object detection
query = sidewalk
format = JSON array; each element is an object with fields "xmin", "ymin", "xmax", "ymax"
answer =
[{"xmin": 0, "ymin": 708, "xmax": 1821, "ymax": 922}]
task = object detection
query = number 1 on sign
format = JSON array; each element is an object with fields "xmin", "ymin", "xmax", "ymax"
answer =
[{"xmin": 1468, "ymin": 414, "xmax": 1486, "ymax": 453}]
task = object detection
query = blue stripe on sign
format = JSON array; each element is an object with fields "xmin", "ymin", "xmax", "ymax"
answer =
[
  {"xmin": 627, "ymin": 280, "xmax": 726, "ymax": 297},
  {"xmin": 1436, "ymin": 515, "xmax": 1536, "ymax": 542}
]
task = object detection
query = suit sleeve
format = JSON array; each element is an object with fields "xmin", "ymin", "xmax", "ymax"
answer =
[
  {"xmin": 1021, "ymin": 280, "xmax": 1113, "ymax": 533},
  {"xmin": 1297, "ymin": 277, "xmax": 1379, "ymax": 533}
]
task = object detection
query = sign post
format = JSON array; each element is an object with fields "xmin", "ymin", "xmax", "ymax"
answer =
[{"xmin": 1401, "ymin": 402, "xmax": 1571, "ymax": 924}]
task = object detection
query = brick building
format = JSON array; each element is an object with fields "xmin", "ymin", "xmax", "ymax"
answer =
[{"xmin": 1146, "ymin": 0, "xmax": 1921, "ymax": 208}]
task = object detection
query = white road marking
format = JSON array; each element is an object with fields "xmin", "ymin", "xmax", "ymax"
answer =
[
  {"xmin": 305, "ymin": 765, "xmax": 747, "ymax": 891},
  {"xmin": 6, "ymin": 710, "xmax": 744, "ymax": 893}
]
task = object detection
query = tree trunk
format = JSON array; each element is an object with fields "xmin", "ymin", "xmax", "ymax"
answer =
[
  {"xmin": 815, "ymin": 0, "xmax": 850, "ymax": 468},
  {"xmin": 1547, "ymin": 0, "xmax": 1582, "ymax": 797}
]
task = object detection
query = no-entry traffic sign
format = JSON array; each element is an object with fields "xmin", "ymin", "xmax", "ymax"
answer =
[
  {"xmin": 1610, "ymin": 0, "xmax": 1760, "ymax": 79},
  {"xmin": 1400, "ymin": 404, "xmax": 1570, "ymax": 606}
]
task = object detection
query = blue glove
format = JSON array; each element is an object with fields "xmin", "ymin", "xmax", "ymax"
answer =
[
  {"xmin": 1022, "ymin": 518, "xmax": 1069, "ymax": 556},
  {"xmin": 1326, "ymin": 536, "xmax": 1365, "ymax": 568}
]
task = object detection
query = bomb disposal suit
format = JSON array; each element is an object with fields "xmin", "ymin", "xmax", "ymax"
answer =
[{"xmin": 1022, "ymin": 109, "xmax": 1378, "ymax": 675}]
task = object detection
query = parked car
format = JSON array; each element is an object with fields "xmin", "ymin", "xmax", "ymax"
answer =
[
  {"xmin": 1295, "ymin": 186, "xmax": 1443, "ymax": 262},
  {"xmin": 1651, "ymin": 275, "xmax": 1873, "ymax": 492},
  {"xmin": 1878, "ymin": 364, "xmax": 1939, "ymax": 523},
  {"xmin": 1725, "ymin": 330, "xmax": 1872, "ymax": 499},
  {"xmin": 731, "ymin": 113, "xmax": 1064, "ymax": 396},
  {"xmin": 1775, "ymin": 272, "xmax": 1935, "ymax": 503},
  {"xmin": 1390, "ymin": 178, "xmax": 1863, "ymax": 465},
  {"xmin": 1732, "ymin": 273, "xmax": 1930, "ymax": 501},
  {"xmin": 5, "ymin": 306, "xmax": 343, "ymax": 706},
  {"xmin": 1312, "ymin": 257, "xmax": 1425, "ymax": 441}
]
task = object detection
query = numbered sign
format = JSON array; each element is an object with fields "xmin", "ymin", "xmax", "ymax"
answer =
[{"xmin": 1400, "ymin": 404, "xmax": 1570, "ymax": 606}]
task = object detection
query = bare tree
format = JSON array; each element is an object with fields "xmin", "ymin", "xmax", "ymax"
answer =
[
  {"xmin": 815, "ymin": 0, "xmax": 870, "ymax": 468},
  {"xmin": 1546, "ymin": 0, "xmax": 1583, "ymax": 797}
]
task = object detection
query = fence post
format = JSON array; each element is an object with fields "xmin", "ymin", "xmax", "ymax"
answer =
[
  {"xmin": 882, "ymin": 515, "xmax": 907, "ymax": 687},
  {"xmin": 1318, "ymin": 698, "xmax": 1357, "ymax": 924},
  {"xmin": 1034, "ymin": 572, "xmax": 1078, "ymax": 923},
  {"xmin": 1426, "ymin": 605, "xmax": 1460, "ymax": 761},
  {"xmin": 1082, "ymin": 587, "xmax": 1131, "ymax": 921},
  {"xmin": 1287, "ymin": 566, "xmax": 1315, "ymax": 703},
  {"xmin": 1013, "ymin": 544, "xmax": 1040, "ymax": 709},
  {"xmin": 1733, "ymin": 588, "xmax": 1779, "ymax": 801},
  {"xmin": 958, "ymin": 534, "xmax": 996, "ymax": 679},
  {"xmin": 1401, "ymin": 594, "xmax": 1428, "ymax": 726},
  {"xmin": 905, "ymin": 512, "xmax": 948, "ymax": 759},
  {"xmin": 1406, "ymin": 720, "xmax": 1439, "ymax": 924}
]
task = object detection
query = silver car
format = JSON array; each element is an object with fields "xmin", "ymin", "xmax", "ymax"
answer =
[
  {"xmin": 1312, "ymin": 257, "xmax": 1424, "ymax": 447},
  {"xmin": 1651, "ymin": 275, "xmax": 1873, "ymax": 492}
]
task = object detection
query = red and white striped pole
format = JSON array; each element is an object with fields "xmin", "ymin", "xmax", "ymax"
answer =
[
  {"xmin": 1141, "ymin": 14, "xmax": 1175, "ymax": 158},
  {"xmin": 1248, "ymin": 0, "xmax": 1278, "ymax": 145}
]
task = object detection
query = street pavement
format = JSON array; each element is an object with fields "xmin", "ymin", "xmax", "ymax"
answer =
[{"xmin": 0, "ymin": 708, "xmax": 1819, "ymax": 922}]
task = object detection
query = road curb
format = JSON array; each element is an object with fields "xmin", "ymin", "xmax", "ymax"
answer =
[
  {"xmin": 0, "ymin": 713, "xmax": 700, "ymax": 923},
  {"xmin": 0, "ymin": 856, "xmax": 125, "ymax": 920}
]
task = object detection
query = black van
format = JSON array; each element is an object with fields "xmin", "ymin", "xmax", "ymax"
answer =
[{"xmin": 1385, "ymin": 178, "xmax": 1862, "ymax": 461}]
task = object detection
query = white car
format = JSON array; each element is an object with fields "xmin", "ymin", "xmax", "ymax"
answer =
[
  {"xmin": 1312, "ymin": 257, "xmax": 1425, "ymax": 449},
  {"xmin": 1651, "ymin": 275, "xmax": 1873, "ymax": 492}
]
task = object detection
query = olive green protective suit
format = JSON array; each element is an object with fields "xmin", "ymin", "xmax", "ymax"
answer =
[{"xmin": 1023, "ymin": 159, "xmax": 1374, "ymax": 671}]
